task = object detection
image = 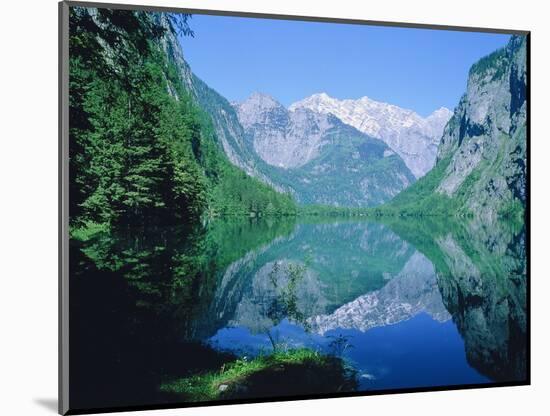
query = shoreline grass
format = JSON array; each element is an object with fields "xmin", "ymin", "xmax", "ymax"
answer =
[{"xmin": 160, "ymin": 348, "xmax": 356, "ymax": 402}]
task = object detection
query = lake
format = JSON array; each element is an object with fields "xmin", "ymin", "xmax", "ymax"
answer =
[{"xmin": 69, "ymin": 216, "xmax": 527, "ymax": 409}]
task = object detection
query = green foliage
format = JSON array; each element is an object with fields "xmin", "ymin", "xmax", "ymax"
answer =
[
  {"xmin": 73, "ymin": 217, "xmax": 297, "ymax": 315},
  {"xmin": 385, "ymin": 157, "xmax": 454, "ymax": 214},
  {"xmin": 298, "ymin": 204, "xmax": 375, "ymax": 217},
  {"xmin": 378, "ymin": 216, "xmax": 456, "ymax": 276},
  {"xmin": 70, "ymin": 221, "xmax": 109, "ymax": 242},
  {"xmin": 208, "ymin": 162, "xmax": 296, "ymax": 218},
  {"xmin": 69, "ymin": 7, "xmax": 296, "ymax": 232},
  {"xmin": 295, "ymin": 157, "xmax": 460, "ymax": 218},
  {"xmin": 366, "ymin": 156, "xmax": 488, "ymax": 218},
  {"xmin": 160, "ymin": 348, "xmax": 356, "ymax": 401},
  {"xmin": 204, "ymin": 218, "xmax": 296, "ymax": 271},
  {"xmin": 469, "ymin": 47, "xmax": 507, "ymax": 81},
  {"xmin": 258, "ymin": 135, "xmax": 415, "ymax": 208},
  {"xmin": 265, "ymin": 261, "xmax": 309, "ymax": 336},
  {"xmin": 239, "ymin": 219, "xmax": 414, "ymax": 312},
  {"xmin": 382, "ymin": 214, "xmax": 526, "ymax": 286},
  {"xmin": 69, "ymin": 8, "xmax": 205, "ymax": 227}
]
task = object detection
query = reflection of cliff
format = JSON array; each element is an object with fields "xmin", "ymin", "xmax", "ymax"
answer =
[
  {"xmin": 308, "ymin": 251, "xmax": 450, "ymax": 334},
  {"xmin": 187, "ymin": 231, "xmax": 292, "ymax": 340},
  {"xmin": 386, "ymin": 216, "xmax": 527, "ymax": 383},
  {"xmin": 434, "ymin": 221, "xmax": 527, "ymax": 382}
]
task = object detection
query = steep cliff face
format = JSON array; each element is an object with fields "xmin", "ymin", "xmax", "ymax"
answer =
[
  {"xmin": 235, "ymin": 93, "xmax": 416, "ymax": 206},
  {"xmin": 434, "ymin": 35, "xmax": 527, "ymax": 219},
  {"xmin": 290, "ymin": 93, "xmax": 452, "ymax": 178}
]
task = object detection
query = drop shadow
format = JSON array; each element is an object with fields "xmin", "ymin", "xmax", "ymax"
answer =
[{"xmin": 34, "ymin": 398, "xmax": 58, "ymax": 413}]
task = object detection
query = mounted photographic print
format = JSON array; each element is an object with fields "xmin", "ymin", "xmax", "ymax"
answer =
[{"xmin": 59, "ymin": 1, "xmax": 530, "ymax": 414}]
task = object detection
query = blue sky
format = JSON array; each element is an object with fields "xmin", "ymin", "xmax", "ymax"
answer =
[{"xmin": 178, "ymin": 14, "xmax": 511, "ymax": 117}]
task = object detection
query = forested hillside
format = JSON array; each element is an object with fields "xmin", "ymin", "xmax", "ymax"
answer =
[{"xmin": 69, "ymin": 8, "xmax": 295, "ymax": 232}]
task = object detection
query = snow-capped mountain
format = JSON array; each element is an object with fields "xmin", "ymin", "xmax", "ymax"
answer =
[
  {"xmin": 233, "ymin": 92, "xmax": 416, "ymax": 207},
  {"xmin": 289, "ymin": 93, "xmax": 452, "ymax": 178}
]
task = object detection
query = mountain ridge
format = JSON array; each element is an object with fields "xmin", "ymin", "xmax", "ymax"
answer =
[
  {"xmin": 290, "ymin": 92, "xmax": 452, "ymax": 178},
  {"xmin": 233, "ymin": 92, "xmax": 416, "ymax": 206}
]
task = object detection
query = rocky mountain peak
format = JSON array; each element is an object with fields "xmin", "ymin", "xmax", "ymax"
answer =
[
  {"xmin": 233, "ymin": 92, "xmax": 287, "ymax": 130},
  {"xmin": 233, "ymin": 92, "xmax": 333, "ymax": 169},
  {"xmin": 428, "ymin": 107, "xmax": 454, "ymax": 120},
  {"xmin": 310, "ymin": 91, "xmax": 331, "ymax": 101},
  {"xmin": 289, "ymin": 93, "xmax": 452, "ymax": 178},
  {"xmin": 243, "ymin": 91, "xmax": 284, "ymax": 109}
]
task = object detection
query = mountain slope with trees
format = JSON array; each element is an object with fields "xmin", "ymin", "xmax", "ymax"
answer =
[
  {"xmin": 69, "ymin": 7, "xmax": 296, "ymax": 231},
  {"xmin": 156, "ymin": 18, "xmax": 418, "ymax": 208}
]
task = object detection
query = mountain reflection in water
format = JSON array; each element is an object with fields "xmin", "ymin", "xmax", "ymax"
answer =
[{"xmin": 70, "ymin": 216, "xmax": 526, "ymax": 408}]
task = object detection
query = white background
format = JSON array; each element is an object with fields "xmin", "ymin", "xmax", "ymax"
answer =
[{"xmin": 1, "ymin": 0, "xmax": 548, "ymax": 415}]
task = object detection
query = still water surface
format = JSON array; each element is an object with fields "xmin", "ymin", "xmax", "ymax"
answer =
[{"xmin": 70, "ymin": 217, "xmax": 526, "ymax": 408}]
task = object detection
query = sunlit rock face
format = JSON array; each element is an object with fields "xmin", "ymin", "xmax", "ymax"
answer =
[
  {"xmin": 290, "ymin": 93, "xmax": 452, "ymax": 178},
  {"xmin": 434, "ymin": 35, "xmax": 527, "ymax": 221},
  {"xmin": 234, "ymin": 93, "xmax": 333, "ymax": 169}
]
